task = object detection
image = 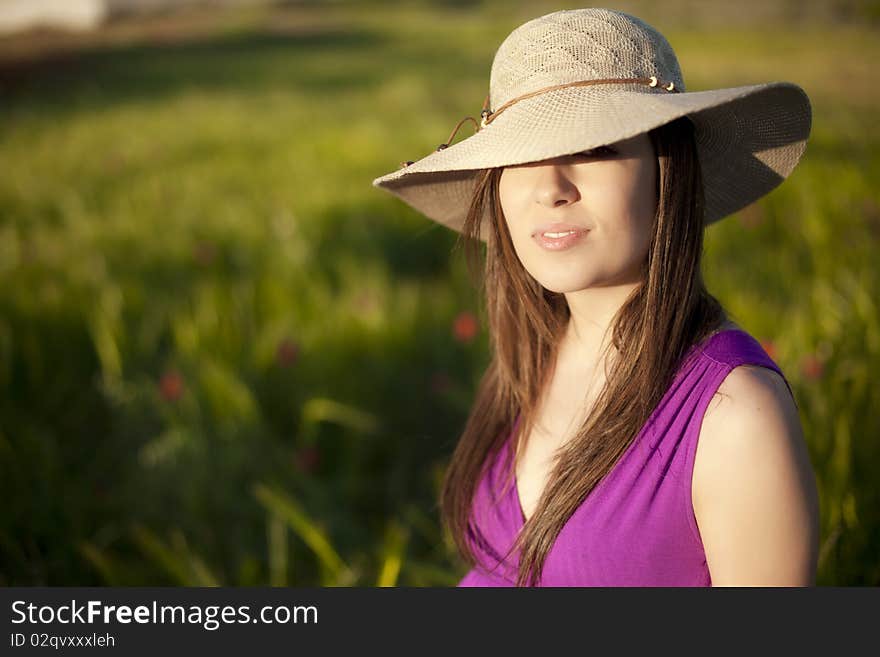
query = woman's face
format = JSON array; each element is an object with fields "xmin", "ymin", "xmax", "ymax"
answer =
[{"xmin": 498, "ymin": 132, "xmax": 657, "ymax": 294}]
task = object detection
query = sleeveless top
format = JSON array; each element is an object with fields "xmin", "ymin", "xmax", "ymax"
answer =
[{"xmin": 456, "ymin": 328, "xmax": 794, "ymax": 587}]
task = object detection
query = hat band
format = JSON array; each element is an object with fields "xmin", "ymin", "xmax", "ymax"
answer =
[{"xmin": 400, "ymin": 75, "xmax": 678, "ymax": 169}]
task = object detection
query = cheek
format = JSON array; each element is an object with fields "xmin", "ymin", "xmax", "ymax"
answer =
[
  {"xmin": 626, "ymin": 168, "xmax": 656, "ymax": 263},
  {"xmin": 634, "ymin": 160, "xmax": 658, "ymax": 224},
  {"xmin": 610, "ymin": 160, "xmax": 656, "ymax": 240},
  {"xmin": 498, "ymin": 170, "xmax": 523, "ymax": 218}
]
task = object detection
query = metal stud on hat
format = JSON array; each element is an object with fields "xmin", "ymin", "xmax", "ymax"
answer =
[{"xmin": 374, "ymin": 8, "xmax": 811, "ymax": 242}]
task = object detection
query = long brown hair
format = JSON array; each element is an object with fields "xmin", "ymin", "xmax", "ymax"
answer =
[{"xmin": 439, "ymin": 116, "xmax": 730, "ymax": 586}]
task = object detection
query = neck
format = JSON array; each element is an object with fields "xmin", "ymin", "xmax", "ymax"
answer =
[{"xmin": 559, "ymin": 281, "xmax": 642, "ymax": 369}]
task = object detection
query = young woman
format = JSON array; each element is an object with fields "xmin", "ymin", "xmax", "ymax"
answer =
[{"xmin": 373, "ymin": 8, "xmax": 820, "ymax": 586}]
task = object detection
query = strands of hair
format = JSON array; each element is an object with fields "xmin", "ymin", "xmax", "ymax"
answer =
[{"xmin": 440, "ymin": 116, "xmax": 729, "ymax": 587}]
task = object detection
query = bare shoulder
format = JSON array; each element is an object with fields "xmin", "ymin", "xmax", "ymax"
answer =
[
  {"xmin": 692, "ymin": 364, "xmax": 820, "ymax": 586},
  {"xmin": 706, "ymin": 363, "xmax": 795, "ymax": 419}
]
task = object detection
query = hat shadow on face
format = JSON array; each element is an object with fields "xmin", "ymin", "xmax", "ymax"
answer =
[{"xmin": 486, "ymin": 118, "xmax": 683, "ymax": 259}]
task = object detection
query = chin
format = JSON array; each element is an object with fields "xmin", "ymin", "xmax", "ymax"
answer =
[{"xmin": 534, "ymin": 275, "xmax": 596, "ymax": 294}]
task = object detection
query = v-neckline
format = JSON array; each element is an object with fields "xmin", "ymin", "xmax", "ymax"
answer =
[{"xmin": 508, "ymin": 326, "xmax": 745, "ymax": 527}]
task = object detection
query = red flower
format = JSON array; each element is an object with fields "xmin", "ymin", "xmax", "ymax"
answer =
[
  {"xmin": 276, "ymin": 338, "xmax": 299, "ymax": 367},
  {"xmin": 801, "ymin": 354, "xmax": 824, "ymax": 381},
  {"xmin": 159, "ymin": 369, "xmax": 183, "ymax": 402},
  {"xmin": 452, "ymin": 311, "xmax": 479, "ymax": 343},
  {"xmin": 353, "ymin": 291, "xmax": 378, "ymax": 315},
  {"xmin": 738, "ymin": 203, "xmax": 765, "ymax": 228},
  {"xmin": 430, "ymin": 371, "xmax": 452, "ymax": 395},
  {"xmin": 294, "ymin": 445, "xmax": 320, "ymax": 474},
  {"xmin": 759, "ymin": 339, "xmax": 778, "ymax": 361},
  {"xmin": 192, "ymin": 241, "xmax": 217, "ymax": 266},
  {"xmin": 103, "ymin": 152, "xmax": 127, "ymax": 173}
]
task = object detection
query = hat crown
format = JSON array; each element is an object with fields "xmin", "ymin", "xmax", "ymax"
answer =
[{"xmin": 490, "ymin": 8, "xmax": 685, "ymax": 108}]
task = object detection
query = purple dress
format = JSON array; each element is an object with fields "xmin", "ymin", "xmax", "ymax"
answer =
[{"xmin": 457, "ymin": 328, "xmax": 793, "ymax": 587}]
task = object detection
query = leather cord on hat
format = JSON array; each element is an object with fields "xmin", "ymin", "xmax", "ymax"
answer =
[
  {"xmin": 399, "ymin": 75, "xmax": 678, "ymax": 168},
  {"xmin": 482, "ymin": 75, "xmax": 678, "ymax": 128}
]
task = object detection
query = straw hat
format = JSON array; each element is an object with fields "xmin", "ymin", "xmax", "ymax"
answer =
[{"xmin": 371, "ymin": 8, "xmax": 811, "ymax": 242}]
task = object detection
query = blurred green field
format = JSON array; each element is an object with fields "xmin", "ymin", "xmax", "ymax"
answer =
[{"xmin": 1, "ymin": 0, "xmax": 878, "ymax": 585}]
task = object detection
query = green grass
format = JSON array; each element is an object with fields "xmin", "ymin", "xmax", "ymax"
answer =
[{"xmin": 0, "ymin": 0, "xmax": 877, "ymax": 585}]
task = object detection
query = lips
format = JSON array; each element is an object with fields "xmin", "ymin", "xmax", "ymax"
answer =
[
  {"xmin": 531, "ymin": 222, "xmax": 590, "ymax": 238},
  {"xmin": 532, "ymin": 222, "xmax": 590, "ymax": 251},
  {"xmin": 533, "ymin": 229, "xmax": 589, "ymax": 251}
]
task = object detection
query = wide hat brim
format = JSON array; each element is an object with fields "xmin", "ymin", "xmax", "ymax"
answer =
[{"xmin": 371, "ymin": 81, "xmax": 811, "ymax": 242}]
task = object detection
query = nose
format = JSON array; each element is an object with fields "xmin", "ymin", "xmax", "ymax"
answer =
[{"xmin": 533, "ymin": 163, "xmax": 579, "ymax": 208}]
